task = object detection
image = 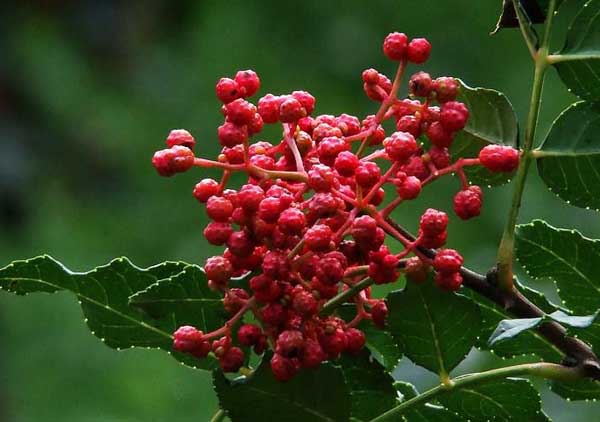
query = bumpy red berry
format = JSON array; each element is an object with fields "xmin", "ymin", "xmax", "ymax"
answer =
[
  {"xmin": 383, "ymin": 32, "xmax": 408, "ymax": 60},
  {"xmin": 419, "ymin": 208, "xmax": 448, "ymax": 236},
  {"xmin": 406, "ymin": 38, "xmax": 431, "ymax": 64},
  {"xmin": 173, "ymin": 326, "xmax": 210, "ymax": 358},
  {"xmin": 234, "ymin": 69, "xmax": 260, "ymax": 97},
  {"xmin": 440, "ymin": 101, "xmax": 469, "ymax": 132},
  {"xmin": 193, "ymin": 178, "xmax": 219, "ymax": 203},
  {"xmin": 305, "ymin": 224, "xmax": 333, "ymax": 252},
  {"xmin": 454, "ymin": 186, "xmax": 483, "ymax": 220},
  {"xmin": 166, "ymin": 129, "xmax": 196, "ymax": 149},
  {"xmin": 220, "ymin": 347, "xmax": 245, "ymax": 372},
  {"xmin": 433, "ymin": 249, "xmax": 463, "ymax": 274},
  {"xmin": 152, "ymin": 146, "xmax": 195, "ymax": 177},
  {"xmin": 216, "ymin": 77, "xmax": 241, "ymax": 104},
  {"xmin": 479, "ymin": 145, "xmax": 520, "ymax": 172}
]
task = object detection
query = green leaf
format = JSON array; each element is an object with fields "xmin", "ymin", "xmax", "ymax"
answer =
[
  {"xmin": 129, "ymin": 265, "xmax": 225, "ymax": 331},
  {"xmin": 395, "ymin": 382, "xmax": 461, "ymax": 422},
  {"xmin": 338, "ymin": 305, "xmax": 403, "ymax": 371},
  {"xmin": 516, "ymin": 219, "xmax": 600, "ymax": 313},
  {"xmin": 451, "ymin": 81, "xmax": 518, "ymax": 186},
  {"xmin": 492, "ymin": 0, "xmax": 548, "ymax": 33},
  {"xmin": 488, "ymin": 317, "xmax": 543, "ymax": 346},
  {"xmin": 387, "ymin": 281, "xmax": 481, "ymax": 376},
  {"xmin": 213, "ymin": 354, "xmax": 351, "ymax": 422},
  {"xmin": 438, "ymin": 378, "xmax": 550, "ymax": 421},
  {"xmin": 0, "ymin": 255, "xmax": 189, "ymax": 353},
  {"xmin": 536, "ymin": 101, "xmax": 600, "ymax": 210},
  {"xmin": 463, "ymin": 283, "xmax": 564, "ymax": 361},
  {"xmin": 551, "ymin": 378, "xmax": 600, "ymax": 400},
  {"xmin": 336, "ymin": 351, "xmax": 399, "ymax": 421},
  {"xmin": 553, "ymin": 0, "xmax": 600, "ymax": 101}
]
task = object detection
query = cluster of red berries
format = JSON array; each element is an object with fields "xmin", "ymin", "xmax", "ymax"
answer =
[{"xmin": 152, "ymin": 32, "xmax": 520, "ymax": 381}]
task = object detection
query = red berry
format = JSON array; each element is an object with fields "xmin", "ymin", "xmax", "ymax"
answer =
[
  {"xmin": 315, "ymin": 255, "xmax": 345, "ymax": 285},
  {"xmin": 395, "ymin": 115, "xmax": 422, "ymax": 138},
  {"xmin": 419, "ymin": 208, "xmax": 448, "ymax": 237},
  {"xmin": 433, "ymin": 249, "xmax": 463, "ymax": 274},
  {"xmin": 319, "ymin": 327, "xmax": 347, "ymax": 358},
  {"xmin": 435, "ymin": 271, "xmax": 463, "ymax": 291},
  {"xmin": 292, "ymin": 289, "xmax": 318, "ymax": 316},
  {"xmin": 401, "ymin": 156, "xmax": 430, "ymax": 181},
  {"xmin": 279, "ymin": 96, "xmax": 306, "ymax": 123},
  {"xmin": 308, "ymin": 164, "xmax": 338, "ymax": 192},
  {"xmin": 166, "ymin": 129, "xmax": 195, "ymax": 149},
  {"xmin": 454, "ymin": 186, "xmax": 483, "ymax": 220},
  {"xmin": 238, "ymin": 185, "xmax": 265, "ymax": 212},
  {"xmin": 397, "ymin": 175, "xmax": 422, "ymax": 199},
  {"xmin": 225, "ymin": 98, "xmax": 257, "ymax": 126},
  {"xmin": 258, "ymin": 94, "xmax": 282, "ymax": 123},
  {"xmin": 440, "ymin": 101, "xmax": 469, "ymax": 132},
  {"xmin": 276, "ymin": 330, "xmax": 305, "ymax": 357},
  {"xmin": 173, "ymin": 326, "xmax": 210, "ymax": 358},
  {"xmin": 206, "ymin": 196, "xmax": 234, "ymax": 222},
  {"xmin": 193, "ymin": 178, "xmax": 219, "ymax": 203},
  {"xmin": 292, "ymin": 90, "xmax": 316, "ymax": 115},
  {"xmin": 258, "ymin": 196, "xmax": 283, "ymax": 223},
  {"xmin": 217, "ymin": 122, "xmax": 248, "ymax": 147},
  {"xmin": 317, "ymin": 136, "xmax": 349, "ymax": 166},
  {"xmin": 226, "ymin": 231, "xmax": 254, "ymax": 257},
  {"xmin": 434, "ymin": 77, "xmax": 460, "ymax": 103},
  {"xmin": 479, "ymin": 145, "xmax": 520, "ymax": 172},
  {"xmin": 404, "ymin": 256, "xmax": 429, "ymax": 284},
  {"xmin": 362, "ymin": 68, "xmax": 380, "ymax": 84},
  {"xmin": 383, "ymin": 32, "xmax": 408, "ymax": 61},
  {"xmin": 204, "ymin": 255, "xmax": 233, "ymax": 284},
  {"xmin": 220, "ymin": 346, "xmax": 245, "ymax": 372},
  {"xmin": 406, "ymin": 38, "xmax": 431, "ymax": 64},
  {"xmin": 371, "ymin": 300, "xmax": 388, "ymax": 328},
  {"xmin": 344, "ymin": 328, "xmax": 366, "ymax": 354},
  {"xmin": 234, "ymin": 69, "xmax": 260, "ymax": 97},
  {"xmin": 305, "ymin": 224, "xmax": 333, "ymax": 252},
  {"xmin": 351, "ymin": 215, "xmax": 378, "ymax": 244},
  {"xmin": 428, "ymin": 146, "xmax": 451, "ymax": 169},
  {"xmin": 277, "ymin": 208, "xmax": 306, "ymax": 235},
  {"xmin": 261, "ymin": 250, "xmax": 290, "ymax": 280},
  {"xmin": 216, "ymin": 77, "xmax": 241, "ymax": 104},
  {"xmin": 223, "ymin": 288, "xmax": 250, "ymax": 314},
  {"xmin": 355, "ymin": 161, "xmax": 381, "ymax": 189},
  {"xmin": 248, "ymin": 113, "xmax": 264, "ymax": 135},
  {"xmin": 238, "ymin": 324, "xmax": 263, "ymax": 346},
  {"xmin": 204, "ymin": 222, "xmax": 233, "ymax": 246},
  {"xmin": 261, "ymin": 303, "xmax": 287, "ymax": 326},
  {"xmin": 152, "ymin": 146, "xmax": 195, "ymax": 177},
  {"xmin": 420, "ymin": 230, "xmax": 448, "ymax": 249},
  {"xmin": 409, "ymin": 71, "xmax": 434, "ymax": 97},
  {"xmin": 384, "ymin": 131, "xmax": 419, "ymax": 162},
  {"xmin": 426, "ymin": 121, "xmax": 454, "ymax": 148},
  {"xmin": 301, "ymin": 338, "xmax": 326, "ymax": 368},
  {"xmin": 334, "ymin": 151, "xmax": 359, "ymax": 177},
  {"xmin": 336, "ymin": 113, "xmax": 361, "ymax": 136},
  {"xmin": 271, "ymin": 353, "xmax": 301, "ymax": 382}
]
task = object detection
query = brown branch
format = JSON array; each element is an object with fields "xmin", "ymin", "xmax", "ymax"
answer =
[{"xmin": 384, "ymin": 216, "xmax": 600, "ymax": 380}]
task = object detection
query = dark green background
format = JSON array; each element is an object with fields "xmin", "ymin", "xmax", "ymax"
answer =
[{"xmin": 0, "ymin": 1, "xmax": 598, "ymax": 420}]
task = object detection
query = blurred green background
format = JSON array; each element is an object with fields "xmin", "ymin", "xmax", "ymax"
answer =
[{"xmin": 0, "ymin": 0, "xmax": 599, "ymax": 421}]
